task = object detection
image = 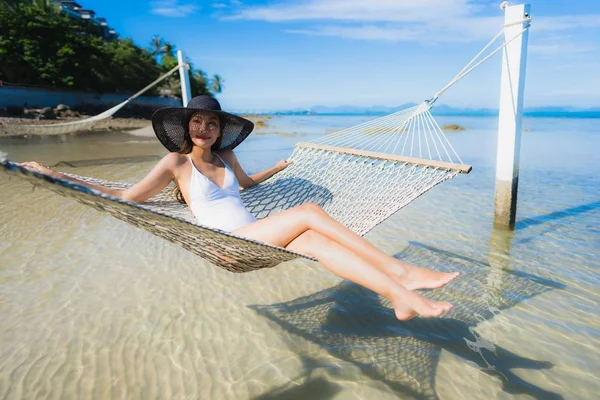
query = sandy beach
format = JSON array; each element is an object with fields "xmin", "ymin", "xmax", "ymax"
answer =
[{"xmin": 0, "ymin": 113, "xmax": 275, "ymax": 137}]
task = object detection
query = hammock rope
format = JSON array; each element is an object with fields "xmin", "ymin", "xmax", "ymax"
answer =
[
  {"xmin": 3, "ymin": 63, "xmax": 188, "ymax": 136},
  {"xmin": 0, "ymin": 18, "xmax": 531, "ymax": 273},
  {"xmin": 428, "ymin": 18, "xmax": 531, "ymax": 104}
]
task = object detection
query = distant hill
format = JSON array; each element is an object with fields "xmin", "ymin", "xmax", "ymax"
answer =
[
  {"xmin": 263, "ymin": 104, "xmax": 600, "ymax": 118},
  {"xmin": 307, "ymin": 103, "xmax": 417, "ymax": 115}
]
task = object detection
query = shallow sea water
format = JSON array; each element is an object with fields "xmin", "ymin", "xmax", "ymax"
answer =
[{"xmin": 0, "ymin": 115, "xmax": 599, "ymax": 399}]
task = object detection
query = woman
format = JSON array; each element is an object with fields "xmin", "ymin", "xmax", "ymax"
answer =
[{"xmin": 21, "ymin": 96, "xmax": 459, "ymax": 321}]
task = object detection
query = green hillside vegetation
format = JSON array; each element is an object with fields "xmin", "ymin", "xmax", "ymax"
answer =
[{"xmin": 0, "ymin": 0, "xmax": 222, "ymax": 97}]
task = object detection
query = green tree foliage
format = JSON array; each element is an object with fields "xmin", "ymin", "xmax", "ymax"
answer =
[
  {"xmin": 210, "ymin": 74, "xmax": 224, "ymax": 94},
  {"xmin": 191, "ymin": 68, "xmax": 211, "ymax": 96},
  {"xmin": 161, "ymin": 42, "xmax": 175, "ymax": 58},
  {"xmin": 0, "ymin": 1, "xmax": 220, "ymax": 97}
]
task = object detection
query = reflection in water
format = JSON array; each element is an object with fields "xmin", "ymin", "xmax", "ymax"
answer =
[
  {"xmin": 486, "ymin": 227, "xmax": 515, "ymax": 309},
  {"xmin": 515, "ymin": 200, "xmax": 600, "ymax": 245},
  {"xmin": 516, "ymin": 201, "xmax": 600, "ymax": 231},
  {"xmin": 52, "ymin": 155, "xmax": 161, "ymax": 168},
  {"xmin": 251, "ymin": 241, "xmax": 565, "ymax": 400}
]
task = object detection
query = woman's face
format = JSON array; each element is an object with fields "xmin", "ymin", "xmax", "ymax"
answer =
[{"xmin": 188, "ymin": 111, "xmax": 221, "ymax": 149}]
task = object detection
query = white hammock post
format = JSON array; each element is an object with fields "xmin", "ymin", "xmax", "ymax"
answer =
[
  {"xmin": 494, "ymin": 2, "xmax": 531, "ymax": 230},
  {"xmin": 177, "ymin": 50, "xmax": 192, "ymax": 107}
]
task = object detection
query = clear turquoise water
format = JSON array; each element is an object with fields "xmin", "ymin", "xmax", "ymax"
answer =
[{"xmin": 0, "ymin": 115, "xmax": 598, "ymax": 399}]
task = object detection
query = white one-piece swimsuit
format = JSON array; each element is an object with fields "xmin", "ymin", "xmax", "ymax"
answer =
[{"xmin": 187, "ymin": 154, "xmax": 257, "ymax": 232}]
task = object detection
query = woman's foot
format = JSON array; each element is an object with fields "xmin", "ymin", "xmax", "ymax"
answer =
[
  {"xmin": 390, "ymin": 264, "xmax": 460, "ymax": 291},
  {"xmin": 390, "ymin": 287, "xmax": 453, "ymax": 321}
]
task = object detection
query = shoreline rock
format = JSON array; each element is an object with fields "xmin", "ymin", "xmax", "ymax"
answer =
[{"xmin": 441, "ymin": 124, "xmax": 466, "ymax": 131}]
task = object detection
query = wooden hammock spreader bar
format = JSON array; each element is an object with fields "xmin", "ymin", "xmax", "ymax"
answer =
[{"xmin": 295, "ymin": 142, "xmax": 472, "ymax": 174}]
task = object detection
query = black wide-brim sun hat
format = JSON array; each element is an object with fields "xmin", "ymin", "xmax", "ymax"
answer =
[{"xmin": 152, "ymin": 95, "xmax": 254, "ymax": 152}]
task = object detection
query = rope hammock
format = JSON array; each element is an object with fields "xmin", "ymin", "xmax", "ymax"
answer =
[
  {"xmin": 0, "ymin": 18, "xmax": 530, "ymax": 273},
  {"xmin": 3, "ymin": 63, "xmax": 188, "ymax": 136}
]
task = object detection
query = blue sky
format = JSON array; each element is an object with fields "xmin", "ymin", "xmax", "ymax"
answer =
[{"xmin": 81, "ymin": 0, "xmax": 600, "ymax": 112}]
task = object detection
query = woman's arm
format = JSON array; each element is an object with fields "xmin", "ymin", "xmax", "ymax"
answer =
[
  {"xmin": 19, "ymin": 153, "xmax": 178, "ymax": 203},
  {"xmin": 219, "ymin": 150, "xmax": 291, "ymax": 189},
  {"xmin": 248, "ymin": 160, "xmax": 291, "ymax": 185}
]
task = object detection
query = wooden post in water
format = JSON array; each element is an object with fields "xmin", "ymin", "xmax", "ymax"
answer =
[
  {"xmin": 177, "ymin": 50, "xmax": 192, "ymax": 107},
  {"xmin": 494, "ymin": 2, "xmax": 531, "ymax": 229}
]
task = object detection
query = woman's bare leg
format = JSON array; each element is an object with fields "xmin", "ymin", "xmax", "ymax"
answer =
[
  {"xmin": 234, "ymin": 203, "xmax": 458, "ymax": 290},
  {"xmin": 286, "ymin": 230, "xmax": 452, "ymax": 320}
]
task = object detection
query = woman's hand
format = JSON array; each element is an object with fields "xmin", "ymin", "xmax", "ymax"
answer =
[
  {"xmin": 19, "ymin": 161, "xmax": 57, "ymax": 176},
  {"xmin": 275, "ymin": 159, "xmax": 292, "ymax": 172}
]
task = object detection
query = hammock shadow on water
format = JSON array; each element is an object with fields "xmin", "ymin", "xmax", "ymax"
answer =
[
  {"xmin": 250, "ymin": 241, "xmax": 565, "ymax": 400},
  {"xmin": 241, "ymin": 177, "xmax": 334, "ymax": 219},
  {"xmin": 253, "ymin": 372, "xmax": 343, "ymax": 400}
]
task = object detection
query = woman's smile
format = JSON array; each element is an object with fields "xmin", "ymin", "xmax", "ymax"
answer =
[{"xmin": 194, "ymin": 132, "xmax": 213, "ymax": 140}]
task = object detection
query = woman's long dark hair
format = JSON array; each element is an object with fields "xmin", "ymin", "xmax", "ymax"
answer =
[{"xmin": 173, "ymin": 115, "xmax": 224, "ymax": 204}]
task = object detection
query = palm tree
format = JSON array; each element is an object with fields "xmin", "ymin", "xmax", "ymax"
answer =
[
  {"xmin": 191, "ymin": 69, "xmax": 210, "ymax": 96},
  {"xmin": 149, "ymin": 35, "xmax": 164, "ymax": 56},
  {"xmin": 149, "ymin": 35, "xmax": 164, "ymax": 64},
  {"xmin": 161, "ymin": 42, "xmax": 175, "ymax": 58},
  {"xmin": 210, "ymin": 74, "xmax": 224, "ymax": 93}
]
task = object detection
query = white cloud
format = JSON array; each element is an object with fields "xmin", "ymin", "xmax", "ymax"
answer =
[
  {"xmin": 542, "ymin": 87, "xmax": 600, "ymax": 97},
  {"xmin": 286, "ymin": 21, "xmax": 500, "ymax": 44},
  {"xmin": 227, "ymin": 0, "xmax": 480, "ymax": 23},
  {"xmin": 224, "ymin": 0, "xmax": 600, "ymax": 44},
  {"xmin": 530, "ymin": 41, "xmax": 597, "ymax": 57},
  {"xmin": 224, "ymin": 0, "xmax": 501, "ymax": 43},
  {"xmin": 150, "ymin": 0, "xmax": 199, "ymax": 17},
  {"xmin": 533, "ymin": 15, "xmax": 600, "ymax": 32},
  {"xmin": 286, "ymin": 25, "xmax": 422, "ymax": 42}
]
